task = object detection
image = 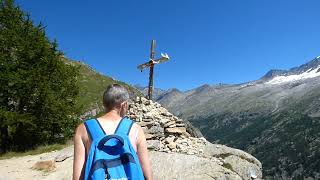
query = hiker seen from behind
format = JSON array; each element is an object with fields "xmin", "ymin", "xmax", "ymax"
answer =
[{"xmin": 73, "ymin": 84, "xmax": 153, "ymax": 180}]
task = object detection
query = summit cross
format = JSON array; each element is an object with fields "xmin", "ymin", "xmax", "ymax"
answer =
[{"xmin": 137, "ymin": 40, "xmax": 170, "ymax": 100}]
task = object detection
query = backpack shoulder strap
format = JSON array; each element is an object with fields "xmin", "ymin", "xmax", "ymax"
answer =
[
  {"xmin": 84, "ymin": 119, "xmax": 106, "ymax": 140},
  {"xmin": 115, "ymin": 117, "xmax": 134, "ymax": 135}
]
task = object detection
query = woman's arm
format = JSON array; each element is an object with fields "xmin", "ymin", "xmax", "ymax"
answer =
[
  {"xmin": 73, "ymin": 124, "xmax": 86, "ymax": 180},
  {"xmin": 136, "ymin": 124, "xmax": 153, "ymax": 180}
]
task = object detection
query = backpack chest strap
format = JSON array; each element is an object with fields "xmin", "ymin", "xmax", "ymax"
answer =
[
  {"xmin": 115, "ymin": 117, "xmax": 134, "ymax": 135},
  {"xmin": 84, "ymin": 119, "xmax": 106, "ymax": 140}
]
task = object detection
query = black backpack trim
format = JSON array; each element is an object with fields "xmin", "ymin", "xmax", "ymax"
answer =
[
  {"xmin": 84, "ymin": 122, "xmax": 93, "ymax": 140},
  {"xmin": 89, "ymin": 153, "xmax": 136, "ymax": 175}
]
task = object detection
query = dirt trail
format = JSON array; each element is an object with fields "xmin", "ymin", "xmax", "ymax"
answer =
[
  {"xmin": 0, "ymin": 146, "xmax": 74, "ymax": 180},
  {"xmin": 0, "ymin": 144, "xmax": 262, "ymax": 180}
]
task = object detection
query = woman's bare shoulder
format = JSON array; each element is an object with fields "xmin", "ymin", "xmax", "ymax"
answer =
[
  {"xmin": 75, "ymin": 123, "xmax": 90, "ymax": 142},
  {"xmin": 75, "ymin": 123, "xmax": 86, "ymax": 135}
]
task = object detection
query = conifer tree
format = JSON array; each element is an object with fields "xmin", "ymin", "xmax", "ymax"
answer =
[{"xmin": 0, "ymin": 0, "xmax": 80, "ymax": 152}]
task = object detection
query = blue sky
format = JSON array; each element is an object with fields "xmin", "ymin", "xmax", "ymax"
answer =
[{"xmin": 17, "ymin": 0, "xmax": 320, "ymax": 90}]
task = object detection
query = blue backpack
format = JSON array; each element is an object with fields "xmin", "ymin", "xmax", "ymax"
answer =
[{"xmin": 84, "ymin": 117, "xmax": 144, "ymax": 180}]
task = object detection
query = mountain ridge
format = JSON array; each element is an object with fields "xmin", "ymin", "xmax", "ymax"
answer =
[
  {"xmin": 261, "ymin": 56, "xmax": 320, "ymax": 80},
  {"xmin": 138, "ymin": 56, "xmax": 320, "ymax": 179}
]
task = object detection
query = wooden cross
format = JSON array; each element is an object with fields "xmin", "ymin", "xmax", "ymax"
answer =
[{"xmin": 137, "ymin": 40, "xmax": 170, "ymax": 100}]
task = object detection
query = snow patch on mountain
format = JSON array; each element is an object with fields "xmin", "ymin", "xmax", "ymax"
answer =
[{"xmin": 265, "ymin": 66, "xmax": 320, "ymax": 85}]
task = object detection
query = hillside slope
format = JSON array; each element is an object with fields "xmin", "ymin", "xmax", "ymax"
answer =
[
  {"xmin": 156, "ymin": 57, "xmax": 320, "ymax": 179},
  {"xmin": 63, "ymin": 58, "xmax": 142, "ymax": 116}
]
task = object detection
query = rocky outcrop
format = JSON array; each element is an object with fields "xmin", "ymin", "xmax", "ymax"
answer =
[
  {"xmin": 203, "ymin": 143, "xmax": 262, "ymax": 180},
  {"xmin": 129, "ymin": 97, "xmax": 263, "ymax": 179},
  {"xmin": 150, "ymin": 151, "xmax": 242, "ymax": 180}
]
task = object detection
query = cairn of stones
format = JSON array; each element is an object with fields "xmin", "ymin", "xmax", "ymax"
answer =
[{"xmin": 128, "ymin": 96, "xmax": 206, "ymax": 155}]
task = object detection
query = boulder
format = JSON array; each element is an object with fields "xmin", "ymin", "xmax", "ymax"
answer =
[{"xmin": 150, "ymin": 151, "xmax": 242, "ymax": 180}]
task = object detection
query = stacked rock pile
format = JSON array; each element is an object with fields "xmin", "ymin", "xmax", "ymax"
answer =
[{"xmin": 128, "ymin": 96, "xmax": 206, "ymax": 155}]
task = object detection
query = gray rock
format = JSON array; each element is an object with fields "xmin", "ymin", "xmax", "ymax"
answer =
[
  {"xmin": 159, "ymin": 118, "xmax": 170, "ymax": 126},
  {"xmin": 164, "ymin": 120, "xmax": 175, "ymax": 128},
  {"xmin": 167, "ymin": 142, "xmax": 177, "ymax": 150},
  {"xmin": 147, "ymin": 126, "xmax": 164, "ymax": 134},
  {"xmin": 204, "ymin": 143, "xmax": 263, "ymax": 179},
  {"xmin": 142, "ymin": 118, "xmax": 153, "ymax": 122},
  {"xmin": 145, "ymin": 133, "xmax": 155, "ymax": 140},
  {"xmin": 138, "ymin": 121, "xmax": 153, "ymax": 127},
  {"xmin": 147, "ymin": 140, "xmax": 162, "ymax": 150},
  {"xmin": 142, "ymin": 107, "xmax": 147, "ymax": 113},
  {"xmin": 164, "ymin": 136, "xmax": 175, "ymax": 144},
  {"xmin": 224, "ymin": 155, "xmax": 262, "ymax": 180},
  {"xmin": 135, "ymin": 96, "xmax": 140, "ymax": 103},
  {"xmin": 165, "ymin": 127, "xmax": 187, "ymax": 134},
  {"xmin": 176, "ymin": 123, "xmax": 185, "ymax": 127},
  {"xmin": 150, "ymin": 151, "xmax": 242, "ymax": 180}
]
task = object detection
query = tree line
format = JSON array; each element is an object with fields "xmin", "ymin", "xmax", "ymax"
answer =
[{"xmin": 0, "ymin": 0, "xmax": 80, "ymax": 152}]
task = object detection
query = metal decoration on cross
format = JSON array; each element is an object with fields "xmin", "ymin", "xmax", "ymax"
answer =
[{"xmin": 137, "ymin": 40, "xmax": 170, "ymax": 100}]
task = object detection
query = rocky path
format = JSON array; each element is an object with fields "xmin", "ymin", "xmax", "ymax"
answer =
[{"xmin": 0, "ymin": 145, "xmax": 260, "ymax": 180}]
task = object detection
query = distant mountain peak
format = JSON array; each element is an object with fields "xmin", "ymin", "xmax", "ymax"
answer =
[
  {"xmin": 289, "ymin": 56, "xmax": 320, "ymax": 73},
  {"xmin": 261, "ymin": 56, "xmax": 320, "ymax": 82},
  {"xmin": 261, "ymin": 69, "xmax": 288, "ymax": 80},
  {"xmin": 167, "ymin": 88, "xmax": 182, "ymax": 93},
  {"xmin": 262, "ymin": 56, "xmax": 320, "ymax": 85},
  {"xmin": 199, "ymin": 84, "xmax": 211, "ymax": 88},
  {"xmin": 194, "ymin": 84, "xmax": 212, "ymax": 93}
]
